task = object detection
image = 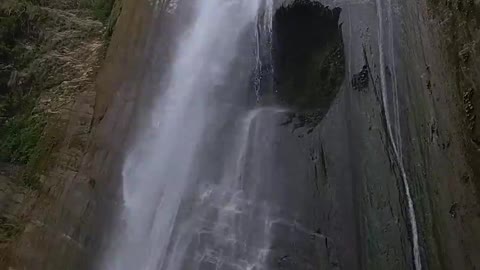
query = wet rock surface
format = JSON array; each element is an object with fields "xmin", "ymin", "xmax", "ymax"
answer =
[
  {"xmin": 270, "ymin": 0, "xmax": 480, "ymax": 269},
  {"xmin": 351, "ymin": 65, "xmax": 369, "ymax": 91},
  {"xmin": 272, "ymin": 1, "xmax": 344, "ymax": 111},
  {"xmin": 84, "ymin": 0, "xmax": 480, "ymax": 269},
  {"xmin": 1, "ymin": 0, "xmax": 480, "ymax": 269},
  {"xmin": 272, "ymin": 1, "xmax": 345, "ymax": 132}
]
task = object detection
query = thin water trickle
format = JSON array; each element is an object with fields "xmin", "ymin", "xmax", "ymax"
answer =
[
  {"xmin": 254, "ymin": 0, "xmax": 275, "ymax": 101},
  {"xmin": 375, "ymin": 0, "xmax": 421, "ymax": 269}
]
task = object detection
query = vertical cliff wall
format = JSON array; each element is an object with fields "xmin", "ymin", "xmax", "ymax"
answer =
[
  {"xmin": 1, "ymin": 0, "xmax": 480, "ymax": 269},
  {"xmin": 0, "ymin": 0, "xmax": 122, "ymax": 268}
]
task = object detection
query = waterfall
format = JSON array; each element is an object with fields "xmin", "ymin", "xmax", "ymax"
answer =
[
  {"xmin": 148, "ymin": 0, "xmax": 178, "ymax": 13},
  {"xmin": 98, "ymin": 1, "xmax": 283, "ymax": 270},
  {"xmin": 254, "ymin": 0, "xmax": 275, "ymax": 101}
]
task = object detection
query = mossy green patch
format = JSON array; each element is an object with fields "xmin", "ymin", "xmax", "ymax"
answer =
[
  {"xmin": 0, "ymin": 216, "xmax": 23, "ymax": 243},
  {"xmin": 0, "ymin": 1, "xmax": 42, "ymax": 94},
  {"xmin": 105, "ymin": 0, "xmax": 122, "ymax": 37},
  {"xmin": 79, "ymin": 0, "xmax": 116, "ymax": 22},
  {"xmin": 0, "ymin": 113, "xmax": 46, "ymax": 165},
  {"xmin": 0, "ymin": 0, "xmax": 117, "ymax": 189},
  {"xmin": 20, "ymin": 116, "xmax": 65, "ymax": 189}
]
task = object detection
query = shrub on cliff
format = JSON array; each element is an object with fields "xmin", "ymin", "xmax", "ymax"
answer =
[{"xmin": 80, "ymin": 0, "xmax": 116, "ymax": 22}]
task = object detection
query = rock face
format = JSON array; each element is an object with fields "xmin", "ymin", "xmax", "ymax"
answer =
[
  {"xmin": 269, "ymin": 0, "xmax": 480, "ymax": 269},
  {"xmin": 2, "ymin": 0, "xmax": 480, "ymax": 269},
  {"xmin": 272, "ymin": 1, "xmax": 345, "ymax": 132},
  {"xmin": 0, "ymin": 0, "xmax": 121, "ymax": 268},
  {"xmin": 273, "ymin": 1, "xmax": 344, "ymax": 112},
  {"xmin": 425, "ymin": 1, "xmax": 480, "ymax": 250}
]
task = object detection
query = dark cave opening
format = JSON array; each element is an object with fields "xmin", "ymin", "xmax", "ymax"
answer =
[{"xmin": 273, "ymin": 0, "xmax": 345, "ymax": 114}]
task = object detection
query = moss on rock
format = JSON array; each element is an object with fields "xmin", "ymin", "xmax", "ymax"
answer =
[
  {"xmin": 0, "ymin": 0, "xmax": 120, "ymax": 195},
  {"xmin": 0, "ymin": 114, "xmax": 46, "ymax": 165}
]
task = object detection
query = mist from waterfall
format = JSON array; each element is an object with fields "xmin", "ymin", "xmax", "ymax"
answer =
[{"xmin": 97, "ymin": 1, "xmax": 281, "ymax": 270}]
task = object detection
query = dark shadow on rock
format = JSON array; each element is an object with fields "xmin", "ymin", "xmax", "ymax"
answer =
[{"xmin": 272, "ymin": 0, "xmax": 345, "ymax": 133}]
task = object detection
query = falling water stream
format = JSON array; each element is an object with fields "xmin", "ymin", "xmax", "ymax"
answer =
[
  {"xmin": 95, "ymin": 0, "xmax": 425, "ymax": 269},
  {"xmin": 98, "ymin": 1, "xmax": 290, "ymax": 269}
]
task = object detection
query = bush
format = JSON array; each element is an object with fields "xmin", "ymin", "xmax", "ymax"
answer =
[
  {"xmin": 0, "ymin": 113, "xmax": 46, "ymax": 164},
  {"xmin": 79, "ymin": 0, "xmax": 115, "ymax": 22}
]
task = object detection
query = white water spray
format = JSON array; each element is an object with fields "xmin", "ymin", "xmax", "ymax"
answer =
[{"xmin": 99, "ymin": 1, "xmax": 266, "ymax": 270}]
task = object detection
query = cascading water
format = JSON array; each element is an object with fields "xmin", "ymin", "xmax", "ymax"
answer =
[
  {"xmin": 96, "ymin": 1, "xmax": 298, "ymax": 269},
  {"xmin": 254, "ymin": 0, "xmax": 275, "ymax": 100},
  {"xmin": 95, "ymin": 0, "xmax": 423, "ymax": 268}
]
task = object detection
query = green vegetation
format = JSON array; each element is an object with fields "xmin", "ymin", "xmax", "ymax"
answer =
[
  {"xmin": 23, "ymin": 0, "xmax": 117, "ymax": 22},
  {"xmin": 0, "ymin": 216, "xmax": 22, "ymax": 243},
  {"xmin": 0, "ymin": 1, "xmax": 117, "ymax": 264},
  {"xmin": 80, "ymin": 0, "xmax": 116, "ymax": 22},
  {"xmin": 0, "ymin": 2, "xmax": 45, "ymax": 169},
  {"xmin": 20, "ymin": 117, "xmax": 64, "ymax": 189},
  {"xmin": 0, "ymin": 3, "xmax": 26, "ymax": 94},
  {"xmin": 0, "ymin": 114, "xmax": 46, "ymax": 165},
  {"xmin": 0, "ymin": 0, "xmax": 119, "ymax": 189},
  {"xmin": 105, "ymin": 0, "xmax": 122, "ymax": 38}
]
